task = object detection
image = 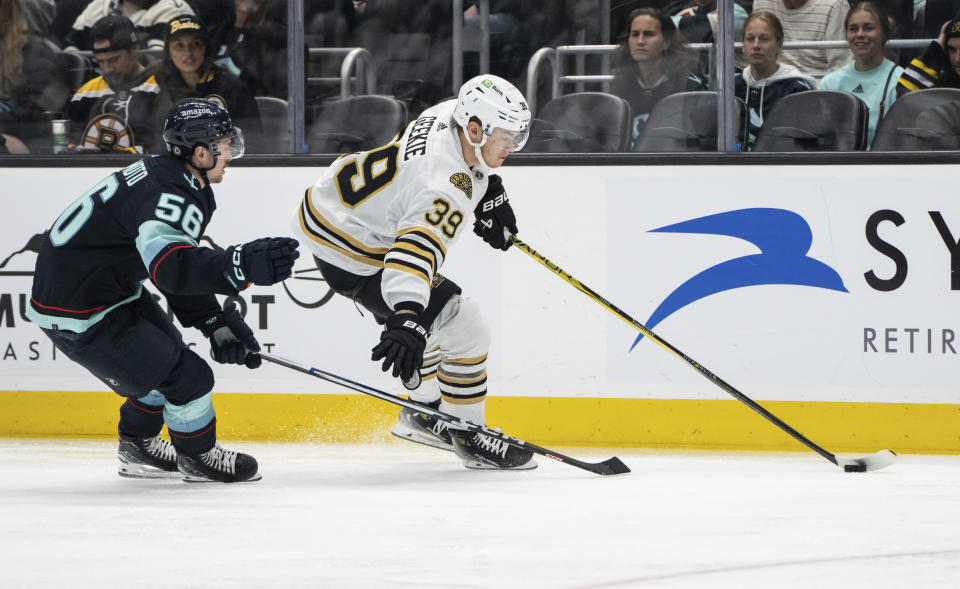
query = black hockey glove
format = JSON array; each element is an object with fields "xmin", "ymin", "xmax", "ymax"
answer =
[
  {"xmin": 199, "ymin": 302, "xmax": 262, "ymax": 369},
  {"xmin": 473, "ymin": 174, "xmax": 517, "ymax": 251},
  {"xmin": 225, "ymin": 237, "xmax": 300, "ymax": 289},
  {"xmin": 370, "ymin": 312, "xmax": 427, "ymax": 382}
]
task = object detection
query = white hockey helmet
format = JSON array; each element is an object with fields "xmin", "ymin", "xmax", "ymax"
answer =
[{"xmin": 453, "ymin": 74, "xmax": 531, "ymax": 152}]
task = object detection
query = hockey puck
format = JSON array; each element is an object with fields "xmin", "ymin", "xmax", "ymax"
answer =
[{"xmin": 844, "ymin": 464, "xmax": 867, "ymax": 473}]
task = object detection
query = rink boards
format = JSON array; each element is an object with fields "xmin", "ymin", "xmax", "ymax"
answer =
[{"xmin": 1, "ymin": 163, "xmax": 958, "ymax": 453}]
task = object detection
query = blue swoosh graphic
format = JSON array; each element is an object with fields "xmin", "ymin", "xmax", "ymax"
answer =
[{"xmin": 630, "ymin": 208, "xmax": 847, "ymax": 351}]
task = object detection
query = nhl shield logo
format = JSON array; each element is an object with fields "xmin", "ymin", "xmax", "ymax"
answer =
[{"xmin": 449, "ymin": 172, "xmax": 472, "ymax": 199}]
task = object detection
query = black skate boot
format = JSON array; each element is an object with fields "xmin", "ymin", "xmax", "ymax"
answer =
[
  {"xmin": 118, "ymin": 434, "xmax": 180, "ymax": 479},
  {"xmin": 176, "ymin": 443, "xmax": 262, "ymax": 483},
  {"xmin": 390, "ymin": 400, "xmax": 453, "ymax": 451},
  {"xmin": 448, "ymin": 428, "xmax": 538, "ymax": 470}
]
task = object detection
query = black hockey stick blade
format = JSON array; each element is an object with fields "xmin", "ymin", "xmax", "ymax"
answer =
[
  {"xmin": 589, "ymin": 456, "xmax": 631, "ymax": 475},
  {"xmin": 835, "ymin": 449, "xmax": 898, "ymax": 472},
  {"xmin": 258, "ymin": 352, "xmax": 631, "ymax": 476}
]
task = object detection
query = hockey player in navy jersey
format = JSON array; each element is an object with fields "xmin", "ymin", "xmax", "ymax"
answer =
[
  {"xmin": 293, "ymin": 75, "xmax": 536, "ymax": 470},
  {"xmin": 27, "ymin": 98, "xmax": 299, "ymax": 483}
]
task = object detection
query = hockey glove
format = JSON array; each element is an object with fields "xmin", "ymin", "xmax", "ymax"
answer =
[
  {"xmin": 371, "ymin": 312, "xmax": 427, "ymax": 382},
  {"xmin": 225, "ymin": 237, "xmax": 300, "ymax": 289},
  {"xmin": 199, "ymin": 301, "xmax": 262, "ymax": 369},
  {"xmin": 473, "ymin": 174, "xmax": 517, "ymax": 251}
]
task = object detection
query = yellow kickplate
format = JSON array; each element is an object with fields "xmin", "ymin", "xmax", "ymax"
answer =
[{"xmin": 1, "ymin": 390, "xmax": 957, "ymax": 453}]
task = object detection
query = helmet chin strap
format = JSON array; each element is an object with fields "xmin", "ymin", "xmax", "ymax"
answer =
[
  {"xmin": 190, "ymin": 144, "xmax": 219, "ymax": 181},
  {"xmin": 467, "ymin": 134, "xmax": 499, "ymax": 181}
]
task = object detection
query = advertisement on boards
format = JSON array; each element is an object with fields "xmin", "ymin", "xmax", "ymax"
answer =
[{"xmin": 2, "ymin": 164, "xmax": 958, "ymax": 405}]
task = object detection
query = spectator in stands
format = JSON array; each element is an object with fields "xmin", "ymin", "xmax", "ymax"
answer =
[
  {"xmin": 751, "ymin": 0, "xmax": 851, "ymax": 78},
  {"xmin": 611, "ymin": 7, "xmax": 706, "ymax": 146},
  {"xmin": 0, "ymin": 0, "xmax": 64, "ymax": 153},
  {"xmin": 52, "ymin": 0, "xmax": 95, "ymax": 47},
  {"xmin": 463, "ymin": 1, "xmax": 528, "ymax": 84},
  {"xmin": 187, "ymin": 0, "xmax": 237, "ymax": 56},
  {"xmin": 152, "ymin": 14, "xmax": 263, "ymax": 149},
  {"xmin": 66, "ymin": 0, "xmax": 197, "ymax": 51},
  {"xmin": 735, "ymin": 11, "xmax": 815, "ymax": 149},
  {"xmin": 64, "ymin": 14, "xmax": 163, "ymax": 153},
  {"xmin": 226, "ymin": 0, "xmax": 287, "ymax": 98},
  {"xmin": 819, "ymin": 1, "xmax": 904, "ymax": 147},
  {"xmin": 666, "ymin": 0, "xmax": 749, "ymax": 45},
  {"xmin": 896, "ymin": 19, "xmax": 960, "ymax": 95}
]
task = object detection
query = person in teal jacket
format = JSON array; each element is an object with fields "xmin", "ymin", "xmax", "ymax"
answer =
[{"xmin": 818, "ymin": 1, "xmax": 903, "ymax": 148}]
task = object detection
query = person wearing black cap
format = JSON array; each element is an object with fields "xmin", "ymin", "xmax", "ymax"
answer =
[
  {"xmin": 152, "ymin": 14, "xmax": 263, "ymax": 151},
  {"xmin": 897, "ymin": 19, "xmax": 960, "ymax": 95},
  {"xmin": 65, "ymin": 0, "xmax": 196, "ymax": 51},
  {"xmin": 64, "ymin": 14, "xmax": 164, "ymax": 153}
]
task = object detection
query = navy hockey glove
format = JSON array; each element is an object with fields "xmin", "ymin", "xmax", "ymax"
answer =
[
  {"xmin": 225, "ymin": 237, "xmax": 300, "ymax": 289},
  {"xmin": 473, "ymin": 174, "xmax": 517, "ymax": 251},
  {"xmin": 200, "ymin": 302, "xmax": 262, "ymax": 369},
  {"xmin": 371, "ymin": 312, "xmax": 427, "ymax": 382}
]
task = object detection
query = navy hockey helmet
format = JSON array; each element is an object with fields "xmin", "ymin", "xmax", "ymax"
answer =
[{"xmin": 161, "ymin": 98, "xmax": 244, "ymax": 162}]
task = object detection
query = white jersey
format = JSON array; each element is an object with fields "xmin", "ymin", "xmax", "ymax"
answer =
[{"xmin": 294, "ymin": 100, "xmax": 487, "ymax": 312}]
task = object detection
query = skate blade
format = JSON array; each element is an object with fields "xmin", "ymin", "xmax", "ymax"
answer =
[
  {"xmin": 460, "ymin": 458, "xmax": 539, "ymax": 471},
  {"xmin": 118, "ymin": 462, "xmax": 182, "ymax": 480},
  {"xmin": 181, "ymin": 472, "xmax": 263, "ymax": 483},
  {"xmin": 391, "ymin": 423, "xmax": 453, "ymax": 452}
]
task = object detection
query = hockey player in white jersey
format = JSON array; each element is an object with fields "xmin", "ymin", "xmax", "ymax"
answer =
[{"xmin": 293, "ymin": 75, "xmax": 535, "ymax": 470}]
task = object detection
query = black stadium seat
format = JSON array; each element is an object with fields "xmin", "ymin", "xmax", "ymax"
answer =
[
  {"xmin": 307, "ymin": 95, "xmax": 408, "ymax": 154},
  {"xmin": 254, "ymin": 96, "xmax": 290, "ymax": 153},
  {"xmin": 633, "ymin": 91, "xmax": 745, "ymax": 152},
  {"xmin": 753, "ymin": 90, "xmax": 869, "ymax": 151},
  {"xmin": 871, "ymin": 88, "xmax": 960, "ymax": 151},
  {"xmin": 57, "ymin": 50, "xmax": 95, "ymax": 95},
  {"xmin": 526, "ymin": 92, "xmax": 632, "ymax": 152}
]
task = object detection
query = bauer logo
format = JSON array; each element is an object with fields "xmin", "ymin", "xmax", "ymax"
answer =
[{"xmin": 631, "ymin": 208, "xmax": 847, "ymax": 350}]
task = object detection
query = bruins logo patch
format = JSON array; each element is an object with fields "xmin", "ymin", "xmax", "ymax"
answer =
[
  {"xmin": 81, "ymin": 113, "xmax": 138, "ymax": 153},
  {"xmin": 449, "ymin": 172, "xmax": 472, "ymax": 199}
]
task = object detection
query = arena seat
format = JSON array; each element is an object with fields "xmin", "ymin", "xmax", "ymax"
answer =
[
  {"xmin": 307, "ymin": 95, "xmax": 408, "ymax": 154},
  {"xmin": 253, "ymin": 96, "xmax": 290, "ymax": 153},
  {"xmin": 753, "ymin": 90, "xmax": 868, "ymax": 151},
  {"xmin": 525, "ymin": 92, "xmax": 632, "ymax": 152},
  {"xmin": 57, "ymin": 51, "xmax": 95, "ymax": 95},
  {"xmin": 871, "ymin": 88, "xmax": 960, "ymax": 151},
  {"xmin": 632, "ymin": 91, "xmax": 746, "ymax": 152}
]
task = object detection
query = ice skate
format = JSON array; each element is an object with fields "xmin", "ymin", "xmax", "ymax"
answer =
[
  {"xmin": 448, "ymin": 428, "xmax": 538, "ymax": 470},
  {"xmin": 390, "ymin": 401, "xmax": 453, "ymax": 451},
  {"xmin": 177, "ymin": 443, "xmax": 262, "ymax": 483},
  {"xmin": 118, "ymin": 434, "xmax": 180, "ymax": 479}
]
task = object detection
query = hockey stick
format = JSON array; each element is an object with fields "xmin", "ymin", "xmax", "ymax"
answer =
[
  {"xmin": 257, "ymin": 352, "xmax": 631, "ymax": 476},
  {"xmin": 509, "ymin": 235, "xmax": 897, "ymax": 473}
]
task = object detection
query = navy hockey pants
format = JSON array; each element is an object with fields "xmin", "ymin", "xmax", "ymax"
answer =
[{"xmin": 39, "ymin": 290, "xmax": 217, "ymax": 454}]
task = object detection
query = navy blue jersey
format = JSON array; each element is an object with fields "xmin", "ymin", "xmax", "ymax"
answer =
[{"xmin": 28, "ymin": 155, "xmax": 242, "ymax": 332}]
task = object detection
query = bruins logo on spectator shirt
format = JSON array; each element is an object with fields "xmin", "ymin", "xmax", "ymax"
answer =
[
  {"xmin": 449, "ymin": 172, "xmax": 472, "ymax": 199},
  {"xmin": 81, "ymin": 113, "xmax": 138, "ymax": 153}
]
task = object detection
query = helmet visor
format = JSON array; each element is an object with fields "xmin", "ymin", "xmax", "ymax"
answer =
[
  {"xmin": 210, "ymin": 127, "xmax": 244, "ymax": 160},
  {"xmin": 223, "ymin": 126, "xmax": 245, "ymax": 159},
  {"xmin": 488, "ymin": 126, "xmax": 529, "ymax": 152}
]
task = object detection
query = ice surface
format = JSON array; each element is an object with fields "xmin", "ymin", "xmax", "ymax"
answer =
[{"xmin": 0, "ymin": 440, "xmax": 957, "ymax": 588}]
